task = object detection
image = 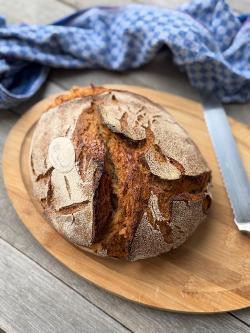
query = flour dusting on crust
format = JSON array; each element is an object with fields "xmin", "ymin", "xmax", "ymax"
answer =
[{"xmin": 30, "ymin": 88, "xmax": 212, "ymax": 260}]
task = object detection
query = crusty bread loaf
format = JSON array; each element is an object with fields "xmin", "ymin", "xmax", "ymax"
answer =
[{"xmin": 30, "ymin": 86, "xmax": 212, "ymax": 261}]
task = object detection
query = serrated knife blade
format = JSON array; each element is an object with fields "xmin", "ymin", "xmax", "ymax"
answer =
[{"xmin": 200, "ymin": 92, "xmax": 250, "ymax": 232}]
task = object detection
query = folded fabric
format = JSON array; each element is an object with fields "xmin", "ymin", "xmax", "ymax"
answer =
[{"xmin": 0, "ymin": 0, "xmax": 249, "ymax": 109}]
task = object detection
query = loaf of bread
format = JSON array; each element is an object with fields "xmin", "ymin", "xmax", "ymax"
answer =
[{"xmin": 30, "ymin": 86, "xmax": 211, "ymax": 261}]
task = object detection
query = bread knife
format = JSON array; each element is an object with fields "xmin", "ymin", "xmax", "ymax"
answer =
[{"xmin": 200, "ymin": 92, "xmax": 250, "ymax": 232}]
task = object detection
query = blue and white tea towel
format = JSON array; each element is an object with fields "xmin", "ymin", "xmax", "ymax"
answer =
[{"xmin": 0, "ymin": 0, "xmax": 249, "ymax": 109}]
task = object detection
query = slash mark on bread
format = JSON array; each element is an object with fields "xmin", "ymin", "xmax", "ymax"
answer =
[{"xmin": 31, "ymin": 87, "xmax": 212, "ymax": 260}]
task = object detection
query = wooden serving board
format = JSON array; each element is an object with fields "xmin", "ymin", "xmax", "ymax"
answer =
[{"xmin": 3, "ymin": 85, "xmax": 250, "ymax": 313}]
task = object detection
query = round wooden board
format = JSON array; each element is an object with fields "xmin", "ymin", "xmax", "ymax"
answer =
[{"xmin": 3, "ymin": 85, "xmax": 250, "ymax": 313}]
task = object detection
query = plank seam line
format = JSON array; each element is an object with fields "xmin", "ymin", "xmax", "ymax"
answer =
[
  {"xmin": 228, "ymin": 312, "xmax": 250, "ymax": 328},
  {"xmin": 0, "ymin": 236, "xmax": 133, "ymax": 333},
  {"xmin": 50, "ymin": 78, "xmax": 68, "ymax": 90},
  {"xmin": 6, "ymin": 108, "xmax": 21, "ymax": 117},
  {"xmin": 55, "ymin": 0, "xmax": 78, "ymax": 10}
]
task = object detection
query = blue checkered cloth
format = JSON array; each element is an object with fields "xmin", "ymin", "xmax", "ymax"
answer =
[{"xmin": 0, "ymin": 0, "xmax": 249, "ymax": 109}]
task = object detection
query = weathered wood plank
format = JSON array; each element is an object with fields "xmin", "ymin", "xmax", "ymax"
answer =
[
  {"xmin": 225, "ymin": 102, "xmax": 250, "ymax": 126},
  {"xmin": 231, "ymin": 311, "xmax": 250, "ymax": 327},
  {"xmin": 0, "ymin": 238, "xmax": 129, "ymax": 333},
  {"xmin": 0, "ymin": 0, "xmax": 74, "ymax": 24},
  {"xmin": 61, "ymin": 0, "xmax": 250, "ymax": 13},
  {"xmin": 229, "ymin": 0, "xmax": 250, "ymax": 13},
  {"xmin": 57, "ymin": 0, "xmax": 199, "ymax": 10},
  {"xmin": 60, "ymin": 0, "xmax": 134, "ymax": 9},
  {"xmin": 137, "ymin": 0, "xmax": 250, "ymax": 12}
]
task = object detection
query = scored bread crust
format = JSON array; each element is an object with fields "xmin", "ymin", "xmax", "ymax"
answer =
[{"xmin": 30, "ymin": 86, "xmax": 212, "ymax": 261}]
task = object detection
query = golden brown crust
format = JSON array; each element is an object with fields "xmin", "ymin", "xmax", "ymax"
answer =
[
  {"xmin": 96, "ymin": 90, "xmax": 209, "ymax": 178},
  {"xmin": 30, "ymin": 87, "xmax": 212, "ymax": 261},
  {"xmin": 48, "ymin": 86, "xmax": 109, "ymax": 110}
]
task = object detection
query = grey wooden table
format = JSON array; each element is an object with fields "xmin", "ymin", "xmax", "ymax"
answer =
[{"xmin": 0, "ymin": 1, "xmax": 250, "ymax": 332}]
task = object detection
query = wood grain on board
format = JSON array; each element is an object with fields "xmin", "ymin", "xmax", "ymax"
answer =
[{"xmin": 3, "ymin": 85, "xmax": 250, "ymax": 314}]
